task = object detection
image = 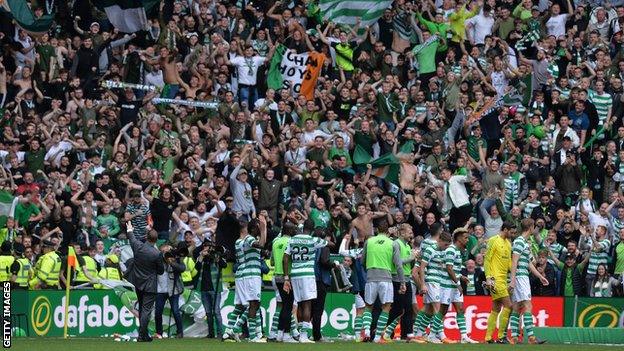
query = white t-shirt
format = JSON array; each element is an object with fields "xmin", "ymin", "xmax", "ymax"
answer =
[
  {"xmin": 254, "ymin": 98, "xmax": 278, "ymax": 111},
  {"xmin": 466, "ymin": 13, "xmax": 494, "ymax": 45},
  {"xmin": 231, "ymin": 55, "xmax": 265, "ymax": 85},
  {"xmin": 302, "ymin": 130, "xmax": 332, "ymax": 145},
  {"xmin": 44, "ymin": 141, "xmax": 73, "ymax": 165},
  {"xmin": 546, "ymin": 14, "xmax": 568, "ymax": 39},
  {"xmin": 284, "ymin": 147, "xmax": 308, "ymax": 170},
  {"xmin": 490, "ymin": 70, "xmax": 509, "ymax": 96}
]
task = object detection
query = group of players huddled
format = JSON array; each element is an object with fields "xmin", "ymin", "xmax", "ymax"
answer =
[{"xmin": 221, "ymin": 209, "xmax": 547, "ymax": 344}]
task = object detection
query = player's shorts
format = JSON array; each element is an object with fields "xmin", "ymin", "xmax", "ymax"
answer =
[
  {"xmin": 354, "ymin": 294, "xmax": 366, "ymax": 309},
  {"xmin": 511, "ymin": 276, "xmax": 531, "ymax": 303},
  {"xmin": 272, "ymin": 276, "xmax": 282, "ymax": 303},
  {"xmin": 234, "ymin": 276, "xmax": 261, "ymax": 305},
  {"xmin": 292, "ymin": 276, "xmax": 317, "ymax": 303},
  {"xmin": 364, "ymin": 281, "xmax": 394, "ymax": 305},
  {"xmin": 491, "ymin": 277, "xmax": 510, "ymax": 301},
  {"xmin": 423, "ymin": 282, "xmax": 441, "ymax": 304},
  {"xmin": 440, "ymin": 286, "xmax": 463, "ymax": 305}
]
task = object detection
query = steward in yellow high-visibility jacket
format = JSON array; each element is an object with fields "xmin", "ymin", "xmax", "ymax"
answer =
[{"xmin": 29, "ymin": 241, "xmax": 61, "ymax": 289}]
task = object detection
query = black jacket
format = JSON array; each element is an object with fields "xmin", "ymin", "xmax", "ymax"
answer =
[
  {"xmin": 71, "ymin": 46, "xmax": 98, "ymax": 79},
  {"xmin": 531, "ymin": 204, "xmax": 558, "ymax": 228},
  {"xmin": 125, "ymin": 230, "xmax": 165, "ymax": 293},
  {"xmin": 460, "ymin": 267, "xmax": 486, "ymax": 295},
  {"xmin": 530, "ymin": 263, "xmax": 557, "ymax": 296}
]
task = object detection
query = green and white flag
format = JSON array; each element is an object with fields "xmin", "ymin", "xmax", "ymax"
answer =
[
  {"xmin": 0, "ymin": 190, "xmax": 18, "ymax": 228},
  {"xmin": 319, "ymin": 0, "xmax": 393, "ymax": 35},
  {"xmin": 0, "ymin": 0, "xmax": 55, "ymax": 35},
  {"xmin": 94, "ymin": 0, "xmax": 158, "ymax": 33}
]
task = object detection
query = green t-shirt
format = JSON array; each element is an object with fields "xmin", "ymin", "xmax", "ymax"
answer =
[
  {"xmin": 14, "ymin": 202, "xmax": 40, "ymax": 227},
  {"xmin": 376, "ymin": 92, "xmax": 399, "ymax": 122},
  {"xmin": 467, "ymin": 136, "xmax": 486, "ymax": 161},
  {"xmin": 416, "ymin": 39, "xmax": 440, "ymax": 74},
  {"xmin": 327, "ymin": 147, "xmax": 352, "ymax": 165},
  {"xmin": 310, "ymin": 208, "xmax": 330, "ymax": 229},
  {"xmin": 25, "ymin": 149, "xmax": 46, "ymax": 178},
  {"xmin": 354, "ymin": 131, "xmax": 375, "ymax": 156},
  {"xmin": 155, "ymin": 155, "xmax": 177, "ymax": 183},
  {"xmin": 465, "ymin": 234, "xmax": 478, "ymax": 261},
  {"xmin": 616, "ymin": 242, "xmax": 624, "ymax": 274}
]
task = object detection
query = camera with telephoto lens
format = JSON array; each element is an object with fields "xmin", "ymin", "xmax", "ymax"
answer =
[{"xmin": 203, "ymin": 240, "xmax": 226, "ymax": 259}]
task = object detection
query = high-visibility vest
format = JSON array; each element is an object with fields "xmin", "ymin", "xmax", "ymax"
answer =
[
  {"xmin": 95, "ymin": 267, "xmax": 121, "ymax": 289},
  {"xmin": 75, "ymin": 255, "xmax": 98, "ymax": 283},
  {"xmin": 36, "ymin": 251, "xmax": 61, "ymax": 287},
  {"xmin": 0, "ymin": 255, "xmax": 14, "ymax": 282},
  {"xmin": 14, "ymin": 258, "xmax": 31, "ymax": 287},
  {"xmin": 181, "ymin": 257, "xmax": 197, "ymax": 283}
]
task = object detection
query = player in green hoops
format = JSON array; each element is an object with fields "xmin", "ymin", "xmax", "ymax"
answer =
[
  {"xmin": 441, "ymin": 228, "xmax": 478, "ymax": 343},
  {"xmin": 509, "ymin": 218, "xmax": 548, "ymax": 344},
  {"xmin": 222, "ymin": 214, "xmax": 267, "ymax": 342},
  {"xmin": 412, "ymin": 231, "xmax": 451, "ymax": 344},
  {"xmin": 283, "ymin": 220, "xmax": 329, "ymax": 343}
]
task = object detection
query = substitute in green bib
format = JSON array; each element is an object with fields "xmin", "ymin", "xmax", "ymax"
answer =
[
  {"xmin": 269, "ymin": 222, "xmax": 298, "ymax": 341},
  {"xmin": 361, "ymin": 221, "xmax": 405, "ymax": 343}
]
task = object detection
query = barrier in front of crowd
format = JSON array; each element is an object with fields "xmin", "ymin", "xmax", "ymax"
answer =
[{"xmin": 11, "ymin": 288, "xmax": 591, "ymax": 339}]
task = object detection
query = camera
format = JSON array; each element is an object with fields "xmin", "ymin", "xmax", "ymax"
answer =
[{"xmin": 202, "ymin": 240, "xmax": 227, "ymax": 258}]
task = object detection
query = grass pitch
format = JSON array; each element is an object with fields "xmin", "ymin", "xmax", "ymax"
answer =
[{"xmin": 10, "ymin": 338, "xmax": 624, "ymax": 351}]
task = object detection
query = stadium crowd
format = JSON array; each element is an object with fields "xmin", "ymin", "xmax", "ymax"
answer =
[{"xmin": 1, "ymin": 0, "xmax": 624, "ymax": 343}]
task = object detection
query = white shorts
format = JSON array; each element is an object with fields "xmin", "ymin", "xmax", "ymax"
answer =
[
  {"xmin": 234, "ymin": 276, "xmax": 262, "ymax": 305},
  {"xmin": 440, "ymin": 286, "xmax": 463, "ymax": 305},
  {"xmin": 292, "ymin": 276, "xmax": 317, "ymax": 303},
  {"xmin": 354, "ymin": 294, "xmax": 366, "ymax": 309},
  {"xmin": 272, "ymin": 277, "xmax": 282, "ymax": 303},
  {"xmin": 511, "ymin": 276, "xmax": 531, "ymax": 303},
  {"xmin": 364, "ymin": 281, "xmax": 394, "ymax": 305},
  {"xmin": 423, "ymin": 282, "xmax": 441, "ymax": 304}
]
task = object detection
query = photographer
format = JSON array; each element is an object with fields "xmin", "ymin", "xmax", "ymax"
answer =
[
  {"xmin": 154, "ymin": 243, "xmax": 186, "ymax": 338},
  {"xmin": 194, "ymin": 239, "xmax": 227, "ymax": 339}
]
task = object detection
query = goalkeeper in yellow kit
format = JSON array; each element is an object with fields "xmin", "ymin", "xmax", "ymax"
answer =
[{"xmin": 484, "ymin": 221, "xmax": 515, "ymax": 343}]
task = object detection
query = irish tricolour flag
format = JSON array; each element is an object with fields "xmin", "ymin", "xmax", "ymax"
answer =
[
  {"xmin": 0, "ymin": 190, "xmax": 17, "ymax": 228},
  {"xmin": 267, "ymin": 45, "xmax": 325, "ymax": 100}
]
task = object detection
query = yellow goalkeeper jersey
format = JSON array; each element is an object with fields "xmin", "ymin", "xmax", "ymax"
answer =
[{"xmin": 484, "ymin": 234, "xmax": 512, "ymax": 279}]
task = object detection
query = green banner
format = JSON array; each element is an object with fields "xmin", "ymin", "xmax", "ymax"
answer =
[
  {"xmin": 13, "ymin": 288, "xmax": 358, "ymax": 338},
  {"xmin": 564, "ymin": 297, "xmax": 624, "ymax": 328}
]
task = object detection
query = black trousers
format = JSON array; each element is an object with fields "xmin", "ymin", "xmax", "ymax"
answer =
[
  {"xmin": 136, "ymin": 289, "xmax": 156, "ymax": 338},
  {"xmin": 277, "ymin": 281, "xmax": 294, "ymax": 332},
  {"xmin": 386, "ymin": 282, "xmax": 414, "ymax": 338},
  {"xmin": 449, "ymin": 204, "xmax": 472, "ymax": 233},
  {"xmin": 312, "ymin": 281, "xmax": 328, "ymax": 341}
]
